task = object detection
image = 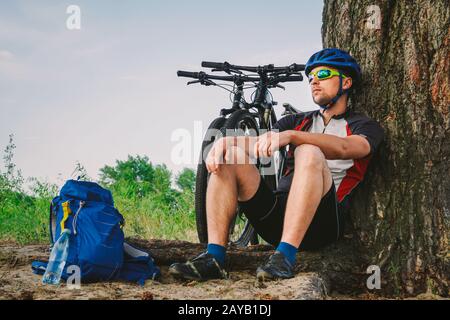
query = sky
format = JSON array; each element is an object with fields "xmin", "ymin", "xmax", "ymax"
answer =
[{"xmin": 0, "ymin": 0, "xmax": 324, "ymax": 187}]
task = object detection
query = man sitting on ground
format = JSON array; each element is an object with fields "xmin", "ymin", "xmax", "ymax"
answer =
[{"xmin": 169, "ymin": 48, "xmax": 384, "ymax": 281}]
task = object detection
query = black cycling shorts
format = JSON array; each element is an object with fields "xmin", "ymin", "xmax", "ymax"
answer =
[{"xmin": 238, "ymin": 176, "xmax": 344, "ymax": 251}]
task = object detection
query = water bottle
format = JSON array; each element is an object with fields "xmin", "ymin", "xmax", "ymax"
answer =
[{"xmin": 42, "ymin": 228, "xmax": 71, "ymax": 285}]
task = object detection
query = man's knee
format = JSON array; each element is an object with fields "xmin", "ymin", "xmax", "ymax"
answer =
[
  {"xmin": 218, "ymin": 146, "xmax": 257, "ymax": 179},
  {"xmin": 223, "ymin": 146, "xmax": 252, "ymax": 166},
  {"xmin": 222, "ymin": 147, "xmax": 260, "ymax": 200},
  {"xmin": 294, "ymin": 144, "xmax": 325, "ymax": 170}
]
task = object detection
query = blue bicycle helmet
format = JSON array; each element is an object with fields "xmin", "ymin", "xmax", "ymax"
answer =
[{"xmin": 305, "ymin": 48, "xmax": 361, "ymax": 109}]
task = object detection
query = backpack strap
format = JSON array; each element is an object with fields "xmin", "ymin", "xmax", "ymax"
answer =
[
  {"xmin": 31, "ymin": 261, "xmax": 70, "ymax": 280},
  {"xmin": 49, "ymin": 200, "xmax": 72, "ymax": 244},
  {"xmin": 49, "ymin": 202, "xmax": 56, "ymax": 244},
  {"xmin": 60, "ymin": 201, "xmax": 72, "ymax": 231}
]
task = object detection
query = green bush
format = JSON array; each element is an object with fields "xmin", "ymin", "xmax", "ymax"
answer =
[
  {"xmin": 99, "ymin": 155, "xmax": 197, "ymax": 242},
  {"xmin": 0, "ymin": 137, "xmax": 198, "ymax": 244},
  {"xmin": 0, "ymin": 135, "xmax": 54, "ymax": 244}
]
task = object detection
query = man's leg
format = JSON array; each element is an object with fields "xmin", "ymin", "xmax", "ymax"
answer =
[
  {"xmin": 169, "ymin": 146, "xmax": 261, "ymax": 280},
  {"xmin": 206, "ymin": 146, "xmax": 261, "ymax": 246},
  {"xmin": 281, "ymin": 144, "xmax": 333, "ymax": 248},
  {"xmin": 256, "ymin": 144, "xmax": 333, "ymax": 280}
]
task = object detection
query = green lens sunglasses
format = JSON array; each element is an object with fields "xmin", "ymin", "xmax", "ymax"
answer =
[{"xmin": 307, "ymin": 68, "xmax": 346, "ymax": 83}]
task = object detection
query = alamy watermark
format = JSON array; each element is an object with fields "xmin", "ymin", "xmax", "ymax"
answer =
[
  {"xmin": 365, "ymin": 5, "xmax": 381, "ymax": 30},
  {"xmin": 366, "ymin": 265, "xmax": 381, "ymax": 290},
  {"xmin": 170, "ymin": 121, "xmax": 281, "ymax": 175},
  {"xmin": 66, "ymin": 265, "xmax": 81, "ymax": 289},
  {"xmin": 66, "ymin": 5, "xmax": 81, "ymax": 30}
]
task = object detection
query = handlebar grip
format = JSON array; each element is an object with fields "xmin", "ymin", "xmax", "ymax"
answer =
[
  {"xmin": 290, "ymin": 64, "xmax": 305, "ymax": 72},
  {"xmin": 201, "ymin": 61, "xmax": 225, "ymax": 69},
  {"xmin": 276, "ymin": 75, "xmax": 303, "ymax": 82},
  {"xmin": 177, "ymin": 70, "xmax": 200, "ymax": 78}
]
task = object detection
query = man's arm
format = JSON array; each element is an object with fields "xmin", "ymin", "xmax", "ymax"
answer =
[
  {"xmin": 287, "ymin": 130, "xmax": 371, "ymax": 160},
  {"xmin": 206, "ymin": 136, "xmax": 258, "ymax": 173}
]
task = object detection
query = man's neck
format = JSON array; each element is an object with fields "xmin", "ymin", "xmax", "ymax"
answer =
[{"xmin": 320, "ymin": 97, "xmax": 348, "ymax": 124}]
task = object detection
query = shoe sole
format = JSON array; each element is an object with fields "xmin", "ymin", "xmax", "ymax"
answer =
[
  {"xmin": 256, "ymin": 268, "xmax": 294, "ymax": 281},
  {"xmin": 256, "ymin": 269, "xmax": 275, "ymax": 282},
  {"xmin": 168, "ymin": 267, "xmax": 202, "ymax": 281},
  {"xmin": 169, "ymin": 267, "xmax": 226, "ymax": 282}
]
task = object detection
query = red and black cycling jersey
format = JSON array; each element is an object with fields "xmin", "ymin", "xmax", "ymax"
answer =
[{"xmin": 273, "ymin": 109, "xmax": 384, "ymax": 204}]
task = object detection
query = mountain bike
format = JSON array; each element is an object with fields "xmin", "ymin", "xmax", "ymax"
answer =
[{"xmin": 177, "ymin": 61, "xmax": 305, "ymax": 247}]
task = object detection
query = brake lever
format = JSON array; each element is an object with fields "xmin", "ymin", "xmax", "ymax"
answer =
[
  {"xmin": 187, "ymin": 80, "xmax": 200, "ymax": 85},
  {"xmin": 229, "ymin": 69, "xmax": 243, "ymax": 75},
  {"xmin": 187, "ymin": 79, "xmax": 216, "ymax": 86},
  {"xmin": 269, "ymin": 83, "xmax": 285, "ymax": 90},
  {"xmin": 202, "ymin": 79, "xmax": 216, "ymax": 86}
]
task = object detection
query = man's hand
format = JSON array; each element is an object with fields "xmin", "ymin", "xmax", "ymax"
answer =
[
  {"xmin": 206, "ymin": 132, "xmax": 291, "ymax": 174},
  {"xmin": 254, "ymin": 131, "xmax": 291, "ymax": 158},
  {"xmin": 205, "ymin": 137, "xmax": 229, "ymax": 174}
]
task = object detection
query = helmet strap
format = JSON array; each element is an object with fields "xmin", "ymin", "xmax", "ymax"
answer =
[{"xmin": 319, "ymin": 71, "xmax": 347, "ymax": 110}]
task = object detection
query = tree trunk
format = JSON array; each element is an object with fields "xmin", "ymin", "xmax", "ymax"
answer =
[{"xmin": 322, "ymin": 0, "xmax": 449, "ymax": 295}]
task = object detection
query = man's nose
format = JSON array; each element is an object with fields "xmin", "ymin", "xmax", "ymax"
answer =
[{"xmin": 310, "ymin": 75, "xmax": 320, "ymax": 86}]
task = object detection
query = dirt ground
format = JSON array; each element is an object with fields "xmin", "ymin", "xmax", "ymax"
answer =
[
  {"xmin": 0, "ymin": 242, "xmax": 446, "ymax": 300},
  {"xmin": 0, "ymin": 243, "xmax": 328, "ymax": 300}
]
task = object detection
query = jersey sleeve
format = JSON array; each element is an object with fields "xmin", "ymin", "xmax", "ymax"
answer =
[
  {"xmin": 273, "ymin": 113, "xmax": 303, "ymax": 132},
  {"xmin": 351, "ymin": 117, "xmax": 384, "ymax": 156}
]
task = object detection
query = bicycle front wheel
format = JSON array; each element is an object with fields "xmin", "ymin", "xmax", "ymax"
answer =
[
  {"xmin": 195, "ymin": 117, "xmax": 226, "ymax": 244},
  {"xmin": 223, "ymin": 110, "xmax": 262, "ymax": 247}
]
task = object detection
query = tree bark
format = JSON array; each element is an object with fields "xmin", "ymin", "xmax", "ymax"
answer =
[{"xmin": 322, "ymin": 0, "xmax": 449, "ymax": 295}]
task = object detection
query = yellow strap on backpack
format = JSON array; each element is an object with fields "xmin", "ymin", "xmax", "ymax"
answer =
[{"xmin": 60, "ymin": 201, "xmax": 72, "ymax": 231}]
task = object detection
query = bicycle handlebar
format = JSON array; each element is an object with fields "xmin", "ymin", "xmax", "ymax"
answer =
[
  {"xmin": 201, "ymin": 61, "xmax": 225, "ymax": 69},
  {"xmin": 177, "ymin": 70, "xmax": 303, "ymax": 84},
  {"xmin": 286, "ymin": 63, "xmax": 305, "ymax": 72},
  {"xmin": 177, "ymin": 70, "xmax": 260, "ymax": 82},
  {"xmin": 273, "ymin": 75, "xmax": 303, "ymax": 82},
  {"xmin": 201, "ymin": 61, "xmax": 305, "ymax": 73},
  {"xmin": 177, "ymin": 70, "xmax": 200, "ymax": 78}
]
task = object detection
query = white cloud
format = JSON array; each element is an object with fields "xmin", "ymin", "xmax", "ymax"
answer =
[
  {"xmin": 0, "ymin": 49, "xmax": 27, "ymax": 79},
  {"xmin": 0, "ymin": 49, "xmax": 14, "ymax": 60}
]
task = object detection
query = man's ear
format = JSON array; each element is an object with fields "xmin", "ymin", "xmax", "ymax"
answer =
[{"xmin": 343, "ymin": 77, "xmax": 353, "ymax": 90}]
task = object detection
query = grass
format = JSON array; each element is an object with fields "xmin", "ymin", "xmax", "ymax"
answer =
[
  {"xmin": 0, "ymin": 181, "xmax": 198, "ymax": 245},
  {"xmin": 0, "ymin": 135, "xmax": 198, "ymax": 244},
  {"xmin": 0, "ymin": 189, "xmax": 50, "ymax": 244},
  {"xmin": 115, "ymin": 188, "xmax": 197, "ymax": 242}
]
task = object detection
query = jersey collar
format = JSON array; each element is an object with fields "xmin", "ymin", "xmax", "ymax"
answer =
[{"xmin": 318, "ymin": 108, "xmax": 350, "ymax": 120}]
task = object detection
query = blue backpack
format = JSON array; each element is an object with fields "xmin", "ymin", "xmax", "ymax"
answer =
[{"xmin": 32, "ymin": 180, "xmax": 160, "ymax": 285}]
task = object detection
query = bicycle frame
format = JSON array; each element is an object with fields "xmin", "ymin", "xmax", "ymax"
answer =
[{"xmin": 220, "ymin": 74, "xmax": 277, "ymax": 131}]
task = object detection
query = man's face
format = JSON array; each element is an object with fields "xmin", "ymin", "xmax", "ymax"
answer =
[{"xmin": 308, "ymin": 66, "xmax": 352, "ymax": 106}]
